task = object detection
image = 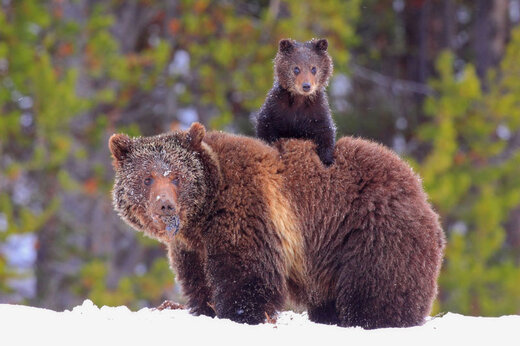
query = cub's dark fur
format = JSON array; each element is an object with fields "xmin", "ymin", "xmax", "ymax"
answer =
[
  {"xmin": 256, "ymin": 38, "xmax": 336, "ymax": 165},
  {"xmin": 109, "ymin": 123, "xmax": 445, "ymax": 329}
]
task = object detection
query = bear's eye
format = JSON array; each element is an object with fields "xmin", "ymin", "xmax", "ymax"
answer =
[
  {"xmin": 144, "ymin": 177, "xmax": 153, "ymax": 186},
  {"xmin": 311, "ymin": 66, "xmax": 317, "ymax": 75},
  {"xmin": 172, "ymin": 178, "xmax": 179, "ymax": 186},
  {"xmin": 293, "ymin": 67, "xmax": 300, "ymax": 75}
]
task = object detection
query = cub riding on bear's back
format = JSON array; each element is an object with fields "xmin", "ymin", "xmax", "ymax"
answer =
[
  {"xmin": 255, "ymin": 38, "xmax": 336, "ymax": 166},
  {"xmin": 109, "ymin": 122, "xmax": 445, "ymax": 329}
]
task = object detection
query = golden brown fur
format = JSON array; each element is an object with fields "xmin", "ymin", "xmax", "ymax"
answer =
[{"xmin": 261, "ymin": 166, "xmax": 306, "ymax": 295}]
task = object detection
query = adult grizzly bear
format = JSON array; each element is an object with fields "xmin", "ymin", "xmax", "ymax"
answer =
[{"xmin": 109, "ymin": 123, "xmax": 445, "ymax": 329}]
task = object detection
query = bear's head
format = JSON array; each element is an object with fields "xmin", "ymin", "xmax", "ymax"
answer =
[
  {"xmin": 109, "ymin": 122, "xmax": 213, "ymax": 243},
  {"xmin": 274, "ymin": 38, "xmax": 333, "ymax": 96}
]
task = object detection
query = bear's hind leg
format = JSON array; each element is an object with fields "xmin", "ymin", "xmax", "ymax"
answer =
[
  {"xmin": 307, "ymin": 300, "xmax": 339, "ymax": 325},
  {"xmin": 335, "ymin": 289, "xmax": 424, "ymax": 329},
  {"xmin": 335, "ymin": 289, "xmax": 389, "ymax": 329},
  {"xmin": 334, "ymin": 264, "xmax": 428, "ymax": 329}
]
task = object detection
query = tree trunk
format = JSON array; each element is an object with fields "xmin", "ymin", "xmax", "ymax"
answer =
[{"xmin": 473, "ymin": 0, "xmax": 510, "ymax": 81}]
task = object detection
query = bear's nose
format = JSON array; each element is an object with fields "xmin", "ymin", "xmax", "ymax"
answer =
[
  {"xmin": 302, "ymin": 83, "xmax": 311, "ymax": 92},
  {"xmin": 155, "ymin": 195, "xmax": 176, "ymax": 215}
]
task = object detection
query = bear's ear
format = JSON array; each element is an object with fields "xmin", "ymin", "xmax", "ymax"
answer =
[
  {"xmin": 279, "ymin": 39, "xmax": 294, "ymax": 54},
  {"xmin": 109, "ymin": 134, "xmax": 132, "ymax": 162},
  {"xmin": 187, "ymin": 122, "xmax": 206, "ymax": 150},
  {"xmin": 314, "ymin": 38, "xmax": 328, "ymax": 52}
]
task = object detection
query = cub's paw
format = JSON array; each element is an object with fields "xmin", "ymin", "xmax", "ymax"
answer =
[{"xmin": 319, "ymin": 153, "xmax": 334, "ymax": 167}]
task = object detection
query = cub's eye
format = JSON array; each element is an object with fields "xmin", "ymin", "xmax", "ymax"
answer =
[
  {"xmin": 172, "ymin": 178, "xmax": 179, "ymax": 186},
  {"xmin": 311, "ymin": 66, "xmax": 317, "ymax": 75},
  {"xmin": 293, "ymin": 67, "xmax": 300, "ymax": 75},
  {"xmin": 144, "ymin": 177, "xmax": 153, "ymax": 186}
]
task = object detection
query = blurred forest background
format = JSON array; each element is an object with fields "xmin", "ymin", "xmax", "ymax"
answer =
[{"xmin": 1, "ymin": 0, "xmax": 520, "ymax": 317}]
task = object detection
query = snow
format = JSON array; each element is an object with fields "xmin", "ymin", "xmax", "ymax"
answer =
[{"xmin": 0, "ymin": 300, "xmax": 518, "ymax": 345}]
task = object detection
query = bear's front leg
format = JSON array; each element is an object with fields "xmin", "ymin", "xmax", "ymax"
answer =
[
  {"xmin": 256, "ymin": 116, "xmax": 280, "ymax": 144},
  {"xmin": 169, "ymin": 242, "xmax": 216, "ymax": 317},
  {"xmin": 314, "ymin": 126, "xmax": 335, "ymax": 166},
  {"xmin": 206, "ymin": 252, "xmax": 284, "ymax": 324}
]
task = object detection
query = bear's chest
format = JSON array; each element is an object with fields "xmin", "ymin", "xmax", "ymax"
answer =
[{"xmin": 277, "ymin": 105, "xmax": 323, "ymax": 137}]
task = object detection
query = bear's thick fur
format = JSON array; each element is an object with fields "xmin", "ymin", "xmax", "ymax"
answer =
[{"xmin": 109, "ymin": 123, "xmax": 445, "ymax": 329}]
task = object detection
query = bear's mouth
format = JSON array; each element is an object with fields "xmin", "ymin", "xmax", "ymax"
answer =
[
  {"xmin": 161, "ymin": 215, "xmax": 180, "ymax": 237},
  {"xmin": 151, "ymin": 213, "xmax": 181, "ymax": 239}
]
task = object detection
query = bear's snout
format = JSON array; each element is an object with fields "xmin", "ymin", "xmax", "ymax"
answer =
[{"xmin": 147, "ymin": 174, "xmax": 179, "ymax": 218}]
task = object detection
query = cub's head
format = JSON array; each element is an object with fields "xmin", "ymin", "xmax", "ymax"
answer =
[
  {"xmin": 109, "ymin": 122, "xmax": 211, "ymax": 243},
  {"xmin": 274, "ymin": 38, "xmax": 333, "ymax": 96}
]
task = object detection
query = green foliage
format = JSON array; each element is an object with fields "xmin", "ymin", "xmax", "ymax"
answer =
[
  {"xmin": 0, "ymin": 1, "xmax": 87, "ymax": 307},
  {"xmin": 416, "ymin": 38, "xmax": 520, "ymax": 315},
  {"xmin": 0, "ymin": 1, "xmax": 177, "ymax": 308},
  {"xmin": 0, "ymin": 1, "xmax": 84, "ymax": 242},
  {"xmin": 77, "ymin": 257, "xmax": 174, "ymax": 309},
  {"xmin": 173, "ymin": 0, "xmax": 360, "ymax": 131}
]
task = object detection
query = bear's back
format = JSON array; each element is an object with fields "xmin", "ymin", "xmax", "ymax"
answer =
[
  {"xmin": 277, "ymin": 135, "xmax": 435, "ymax": 230},
  {"xmin": 277, "ymin": 135, "xmax": 443, "ymax": 265},
  {"xmin": 203, "ymin": 131, "xmax": 284, "ymax": 180}
]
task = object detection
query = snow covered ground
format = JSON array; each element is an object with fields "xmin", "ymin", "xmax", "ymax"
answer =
[{"xmin": 1, "ymin": 300, "xmax": 518, "ymax": 345}]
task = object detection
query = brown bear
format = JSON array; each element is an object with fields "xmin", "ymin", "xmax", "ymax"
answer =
[
  {"xmin": 255, "ymin": 38, "xmax": 336, "ymax": 166},
  {"xmin": 109, "ymin": 122, "xmax": 445, "ymax": 329}
]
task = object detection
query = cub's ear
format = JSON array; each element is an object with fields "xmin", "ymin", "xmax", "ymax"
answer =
[
  {"xmin": 279, "ymin": 39, "xmax": 294, "ymax": 54},
  {"xmin": 314, "ymin": 38, "xmax": 328, "ymax": 52},
  {"xmin": 187, "ymin": 122, "xmax": 206, "ymax": 150},
  {"xmin": 109, "ymin": 134, "xmax": 132, "ymax": 162}
]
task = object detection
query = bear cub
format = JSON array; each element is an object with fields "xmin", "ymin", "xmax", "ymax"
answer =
[{"xmin": 255, "ymin": 38, "xmax": 336, "ymax": 166}]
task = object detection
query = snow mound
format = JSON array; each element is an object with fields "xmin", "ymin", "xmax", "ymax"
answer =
[{"xmin": 1, "ymin": 300, "xmax": 518, "ymax": 345}]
